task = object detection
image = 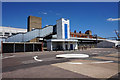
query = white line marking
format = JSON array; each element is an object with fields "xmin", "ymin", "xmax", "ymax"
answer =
[
  {"xmin": 67, "ymin": 62, "xmax": 83, "ymax": 64},
  {"xmin": 67, "ymin": 61, "xmax": 114, "ymax": 65},
  {"xmin": 33, "ymin": 56, "xmax": 43, "ymax": 62},
  {"xmin": 2, "ymin": 55, "xmax": 15, "ymax": 59},
  {"xmin": 92, "ymin": 61, "xmax": 114, "ymax": 64},
  {"xmin": 56, "ymin": 54, "xmax": 89, "ymax": 58}
]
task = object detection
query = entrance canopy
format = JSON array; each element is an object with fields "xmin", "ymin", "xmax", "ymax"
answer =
[
  {"xmin": 47, "ymin": 39, "xmax": 78, "ymax": 51},
  {"xmin": 47, "ymin": 39, "xmax": 78, "ymax": 42}
]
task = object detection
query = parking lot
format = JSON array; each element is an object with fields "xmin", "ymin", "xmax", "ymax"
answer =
[{"xmin": 1, "ymin": 48, "xmax": 119, "ymax": 80}]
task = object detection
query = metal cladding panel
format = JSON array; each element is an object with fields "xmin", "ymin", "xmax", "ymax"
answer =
[
  {"xmin": 6, "ymin": 26, "xmax": 53, "ymax": 42},
  {"xmin": 23, "ymin": 29, "xmax": 39, "ymax": 41},
  {"xmin": 6, "ymin": 34, "xmax": 23, "ymax": 42},
  {"xmin": 57, "ymin": 19, "xmax": 62, "ymax": 39},
  {"xmin": 40, "ymin": 26, "xmax": 53, "ymax": 37}
]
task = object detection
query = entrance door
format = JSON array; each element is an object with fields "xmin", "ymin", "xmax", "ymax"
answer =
[
  {"xmin": 65, "ymin": 44, "xmax": 68, "ymax": 50},
  {"xmin": 70, "ymin": 44, "xmax": 73, "ymax": 50}
]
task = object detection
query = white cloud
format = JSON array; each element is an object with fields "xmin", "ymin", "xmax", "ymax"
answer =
[
  {"xmin": 56, "ymin": 13, "xmax": 61, "ymax": 15},
  {"xmin": 107, "ymin": 18, "xmax": 120, "ymax": 21},
  {"xmin": 38, "ymin": 11, "xmax": 47, "ymax": 15},
  {"xmin": 42, "ymin": 12, "xmax": 47, "ymax": 14},
  {"xmin": 38, "ymin": 10, "xmax": 61, "ymax": 16}
]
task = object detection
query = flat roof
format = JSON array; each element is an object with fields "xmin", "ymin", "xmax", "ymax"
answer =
[
  {"xmin": 47, "ymin": 39, "xmax": 78, "ymax": 42},
  {"xmin": 70, "ymin": 37, "xmax": 105, "ymax": 41},
  {"xmin": 0, "ymin": 26, "xmax": 27, "ymax": 33},
  {"xmin": 3, "ymin": 42, "xmax": 42, "ymax": 44}
]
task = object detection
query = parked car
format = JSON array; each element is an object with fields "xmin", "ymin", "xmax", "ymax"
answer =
[{"xmin": 116, "ymin": 45, "xmax": 120, "ymax": 48}]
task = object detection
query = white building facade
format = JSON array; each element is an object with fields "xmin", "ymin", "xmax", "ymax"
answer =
[
  {"xmin": 0, "ymin": 26, "xmax": 27, "ymax": 51},
  {"xmin": 0, "ymin": 26, "xmax": 27, "ymax": 38},
  {"xmin": 47, "ymin": 18, "xmax": 78, "ymax": 51}
]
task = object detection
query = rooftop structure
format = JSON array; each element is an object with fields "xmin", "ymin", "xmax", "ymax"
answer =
[
  {"xmin": 0, "ymin": 26, "xmax": 27, "ymax": 38},
  {"xmin": 27, "ymin": 16, "xmax": 42, "ymax": 32}
]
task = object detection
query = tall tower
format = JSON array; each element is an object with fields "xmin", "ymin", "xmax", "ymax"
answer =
[
  {"xmin": 56, "ymin": 18, "xmax": 70, "ymax": 39},
  {"xmin": 27, "ymin": 16, "xmax": 42, "ymax": 32}
]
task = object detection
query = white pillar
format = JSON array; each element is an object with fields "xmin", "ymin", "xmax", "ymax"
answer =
[
  {"xmin": 62, "ymin": 42, "xmax": 65, "ymax": 50},
  {"xmin": 47, "ymin": 41, "xmax": 53, "ymax": 51},
  {"xmin": 74, "ymin": 42, "xmax": 78, "ymax": 50}
]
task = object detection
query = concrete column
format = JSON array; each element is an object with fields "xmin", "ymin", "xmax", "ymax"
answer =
[
  {"xmin": 33, "ymin": 44, "xmax": 34, "ymax": 52},
  {"xmin": 24, "ymin": 43, "xmax": 25, "ymax": 52},
  {"xmin": 75, "ymin": 42, "xmax": 78, "ymax": 50},
  {"xmin": 47, "ymin": 41, "xmax": 52, "ymax": 51},
  {"xmin": 62, "ymin": 42, "xmax": 65, "ymax": 50},
  {"xmin": 13, "ymin": 43, "xmax": 15, "ymax": 53},
  {"xmin": 68, "ymin": 42, "xmax": 70, "ymax": 50},
  {"xmin": 50, "ymin": 42, "xmax": 52, "ymax": 51},
  {"xmin": 41, "ymin": 42, "xmax": 43, "ymax": 51}
]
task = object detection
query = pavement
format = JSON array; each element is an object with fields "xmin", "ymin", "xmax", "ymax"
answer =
[{"xmin": 1, "ymin": 48, "xmax": 120, "ymax": 80}]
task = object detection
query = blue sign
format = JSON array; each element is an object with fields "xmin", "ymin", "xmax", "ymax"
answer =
[{"xmin": 64, "ymin": 24, "xmax": 68, "ymax": 39}]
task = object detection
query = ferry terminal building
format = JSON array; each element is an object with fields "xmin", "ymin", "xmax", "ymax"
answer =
[{"xmin": 1, "ymin": 16, "xmax": 105, "ymax": 53}]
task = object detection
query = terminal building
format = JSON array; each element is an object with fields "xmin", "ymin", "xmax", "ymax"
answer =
[
  {"xmin": 0, "ymin": 26, "xmax": 27, "ymax": 39},
  {"xmin": 1, "ymin": 16, "xmax": 105, "ymax": 53},
  {"xmin": 0, "ymin": 26, "xmax": 27, "ymax": 52}
]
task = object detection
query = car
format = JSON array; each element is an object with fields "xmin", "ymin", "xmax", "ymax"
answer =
[{"xmin": 116, "ymin": 45, "xmax": 120, "ymax": 48}]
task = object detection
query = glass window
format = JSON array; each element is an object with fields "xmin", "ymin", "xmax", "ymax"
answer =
[
  {"xmin": 0, "ymin": 32, "xmax": 3, "ymax": 36},
  {"xmin": 12, "ymin": 33, "xmax": 16, "ymax": 35},
  {"xmin": 4, "ymin": 32, "xmax": 9, "ymax": 36}
]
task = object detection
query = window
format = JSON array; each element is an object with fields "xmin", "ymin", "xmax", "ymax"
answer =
[
  {"xmin": 12, "ymin": 33, "xmax": 16, "ymax": 35},
  {"xmin": 0, "ymin": 32, "xmax": 3, "ymax": 36},
  {"xmin": 4, "ymin": 32, "xmax": 9, "ymax": 36}
]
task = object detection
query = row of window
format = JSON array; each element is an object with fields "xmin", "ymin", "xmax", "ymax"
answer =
[
  {"xmin": 70, "ymin": 34, "xmax": 93, "ymax": 38},
  {"xmin": 0, "ymin": 32, "xmax": 17, "ymax": 36}
]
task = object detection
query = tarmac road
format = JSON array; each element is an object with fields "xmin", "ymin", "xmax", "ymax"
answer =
[{"xmin": 1, "ymin": 48, "xmax": 119, "ymax": 80}]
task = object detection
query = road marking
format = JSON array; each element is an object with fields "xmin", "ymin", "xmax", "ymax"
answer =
[
  {"xmin": 33, "ymin": 56, "xmax": 43, "ymax": 62},
  {"xmin": 67, "ymin": 62, "xmax": 83, "ymax": 64},
  {"xmin": 2, "ymin": 55, "xmax": 15, "ymax": 59},
  {"xmin": 56, "ymin": 54, "xmax": 89, "ymax": 58},
  {"xmin": 67, "ymin": 61, "xmax": 114, "ymax": 65},
  {"xmin": 92, "ymin": 61, "xmax": 114, "ymax": 64}
]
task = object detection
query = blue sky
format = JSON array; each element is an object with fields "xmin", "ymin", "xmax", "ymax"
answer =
[{"xmin": 2, "ymin": 2, "xmax": 118, "ymax": 38}]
